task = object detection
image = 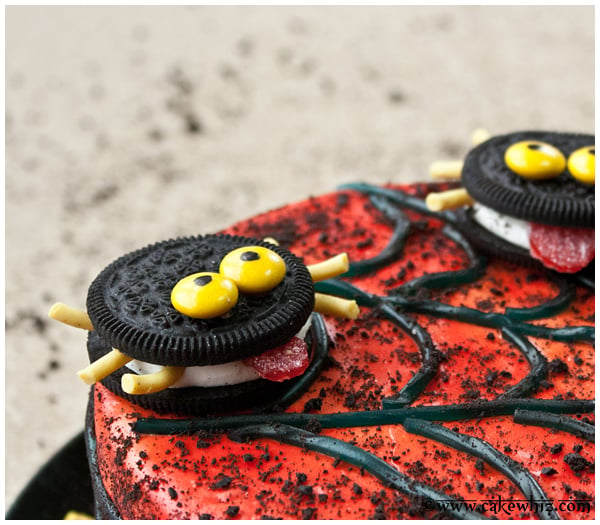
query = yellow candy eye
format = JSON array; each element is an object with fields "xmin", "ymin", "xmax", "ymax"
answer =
[
  {"xmin": 504, "ymin": 141, "xmax": 566, "ymax": 180},
  {"xmin": 171, "ymin": 272, "xmax": 238, "ymax": 319},
  {"xmin": 220, "ymin": 246, "xmax": 286, "ymax": 294},
  {"xmin": 567, "ymin": 146, "xmax": 595, "ymax": 184}
]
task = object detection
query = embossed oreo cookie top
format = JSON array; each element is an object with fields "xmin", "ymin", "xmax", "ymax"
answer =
[
  {"xmin": 461, "ymin": 131, "xmax": 594, "ymax": 227},
  {"xmin": 86, "ymin": 234, "xmax": 316, "ymax": 367}
]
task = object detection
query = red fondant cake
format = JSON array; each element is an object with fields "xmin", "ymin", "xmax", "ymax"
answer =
[{"xmin": 81, "ymin": 182, "xmax": 594, "ymax": 520}]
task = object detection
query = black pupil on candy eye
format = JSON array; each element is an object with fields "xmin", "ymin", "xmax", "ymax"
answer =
[
  {"xmin": 527, "ymin": 144, "xmax": 542, "ymax": 151},
  {"xmin": 590, "ymin": 148, "xmax": 595, "ymax": 156},
  {"xmin": 194, "ymin": 275, "xmax": 213, "ymax": 287},
  {"xmin": 240, "ymin": 251, "xmax": 260, "ymax": 262}
]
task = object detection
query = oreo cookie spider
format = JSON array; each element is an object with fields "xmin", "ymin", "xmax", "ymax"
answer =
[
  {"xmin": 426, "ymin": 130, "xmax": 595, "ymax": 274},
  {"xmin": 49, "ymin": 234, "xmax": 359, "ymax": 415}
]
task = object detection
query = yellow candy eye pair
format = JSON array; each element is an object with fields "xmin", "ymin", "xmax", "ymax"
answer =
[
  {"xmin": 170, "ymin": 246, "xmax": 286, "ymax": 319},
  {"xmin": 505, "ymin": 141, "xmax": 595, "ymax": 184}
]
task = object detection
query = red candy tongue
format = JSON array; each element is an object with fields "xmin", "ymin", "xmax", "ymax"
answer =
[
  {"xmin": 244, "ymin": 337, "xmax": 309, "ymax": 382},
  {"xmin": 529, "ymin": 223, "xmax": 595, "ymax": 273}
]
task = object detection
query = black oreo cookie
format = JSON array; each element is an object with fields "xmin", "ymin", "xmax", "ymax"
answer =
[
  {"xmin": 461, "ymin": 131, "xmax": 594, "ymax": 227},
  {"xmin": 86, "ymin": 234, "xmax": 315, "ymax": 367}
]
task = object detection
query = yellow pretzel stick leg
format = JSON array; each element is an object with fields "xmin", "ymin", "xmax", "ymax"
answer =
[
  {"xmin": 429, "ymin": 160, "xmax": 464, "ymax": 180},
  {"xmin": 121, "ymin": 366, "xmax": 186, "ymax": 395},
  {"xmin": 77, "ymin": 349, "xmax": 133, "ymax": 385},
  {"xmin": 263, "ymin": 237, "xmax": 279, "ymax": 246},
  {"xmin": 314, "ymin": 293, "xmax": 360, "ymax": 320},
  {"xmin": 425, "ymin": 188, "xmax": 475, "ymax": 212},
  {"xmin": 307, "ymin": 253, "xmax": 350, "ymax": 282},
  {"xmin": 48, "ymin": 303, "xmax": 94, "ymax": 331},
  {"xmin": 471, "ymin": 128, "xmax": 491, "ymax": 146},
  {"xmin": 63, "ymin": 510, "xmax": 94, "ymax": 520}
]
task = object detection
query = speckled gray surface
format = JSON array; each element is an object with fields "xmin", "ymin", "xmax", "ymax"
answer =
[{"xmin": 5, "ymin": 5, "xmax": 594, "ymax": 513}]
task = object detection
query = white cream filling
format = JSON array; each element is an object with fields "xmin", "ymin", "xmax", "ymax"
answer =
[
  {"xmin": 471, "ymin": 203, "xmax": 531, "ymax": 250},
  {"xmin": 126, "ymin": 359, "xmax": 261, "ymax": 388},
  {"xmin": 124, "ymin": 317, "xmax": 313, "ymax": 388}
]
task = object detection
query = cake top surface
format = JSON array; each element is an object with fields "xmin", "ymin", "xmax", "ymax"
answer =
[{"xmin": 87, "ymin": 182, "xmax": 594, "ymax": 520}]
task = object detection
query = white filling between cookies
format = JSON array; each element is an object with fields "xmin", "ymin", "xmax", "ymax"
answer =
[
  {"xmin": 124, "ymin": 318, "xmax": 313, "ymax": 388},
  {"xmin": 471, "ymin": 203, "xmax": 531, "ymax": 250}
]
